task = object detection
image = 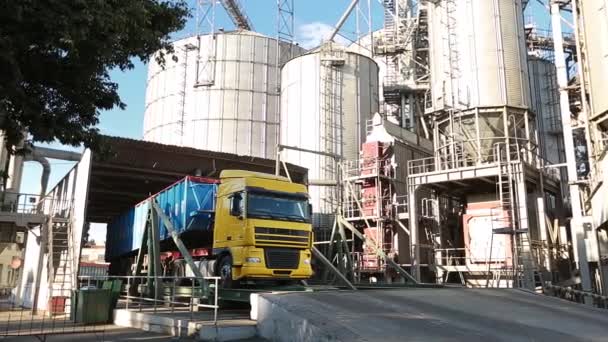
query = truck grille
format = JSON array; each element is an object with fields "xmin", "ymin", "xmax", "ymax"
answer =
[
  {"xmin": 265, "ymin": 248, "xmax": 300, "ymax": 269},
  {"xmin": 255, "ymin": 227, "xmax": 310, "ymax": 247}
]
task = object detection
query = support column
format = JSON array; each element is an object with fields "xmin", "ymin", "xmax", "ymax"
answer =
[
  {"xmin": 536, "ymin": 184, "xmax": 551, "ymax": 272},
  {"xmin": 32, "ymin": 223, "xmax": 48, "ymax": 314},
  {"xmin": 550, "ymin": 1, "xmax": 593, "ymax": 298},
  {"xmin": 514, "ymin": 165, "xmax": 534, "ymax": 289},
  {"xmin": 409, "ymin": 184, "xmax": 420, "ymax": 281}
]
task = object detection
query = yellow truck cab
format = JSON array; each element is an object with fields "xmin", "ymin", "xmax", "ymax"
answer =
[{"xmin": 213, "ymin": 170, "xmax": 313, "ymax": 287}]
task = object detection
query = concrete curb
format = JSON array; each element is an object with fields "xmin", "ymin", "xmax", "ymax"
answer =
[
  {"xmin": 113, "ymin": 309, "xmax": 257, "ymax": 341},
  {"xmin": 252, "ymin": 293, "xmax": 342, "ymax": 342}
]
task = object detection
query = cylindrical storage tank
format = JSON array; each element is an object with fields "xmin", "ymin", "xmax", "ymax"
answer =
[
  {"xmin": 581, "ymin": 0, "xmax": 608, "ymax": 119},
  {"xmin": 528, "ymin": 57, "xmax": 563, "ymax": 165},
  {"xmin": 280, "ymin": 42, "xmax": 379, "ymax": 227},
  {"xmin": 427, "ymin": 0, "xmax": 533, "ymax": 161},
  {"xmin": 144, "ymin": 31, "xmax": 305, "ymax": 159},
  {"xmin": 427, "ymin": 0, "xmax": 531, "ymax": 111}
]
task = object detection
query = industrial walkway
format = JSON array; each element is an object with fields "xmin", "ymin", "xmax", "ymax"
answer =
[{"xmin": 255, "ymin": 288, "xmax": 608, "ymax": 341}]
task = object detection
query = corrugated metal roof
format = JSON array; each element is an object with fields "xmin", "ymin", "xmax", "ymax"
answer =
[{"xmin": 87, "ymin": 136, "xmax": 308, "ymax": 223}]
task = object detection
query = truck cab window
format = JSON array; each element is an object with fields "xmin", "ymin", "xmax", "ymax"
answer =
[{"xmin": 230, "ymin": 192, "xmax": 243, "ymax": 217}]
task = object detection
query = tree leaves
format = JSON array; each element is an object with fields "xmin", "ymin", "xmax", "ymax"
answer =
[{"xmin": 0, "ymin": 0, "xmax": 189, "ymax": 151}]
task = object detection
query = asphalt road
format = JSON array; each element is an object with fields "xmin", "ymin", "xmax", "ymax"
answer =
[{"xmin": 264, "ymin": 288, "xmax": 608, "ymax": 341}]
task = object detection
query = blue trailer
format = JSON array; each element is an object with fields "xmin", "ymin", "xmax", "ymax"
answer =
[{"xmin": 105, "ymin": 176, "xmax": 219, "ymax": 260}]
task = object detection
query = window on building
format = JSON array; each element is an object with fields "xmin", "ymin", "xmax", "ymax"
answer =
[{"xmin": 97, "ymin": 254, "xmax": 105, "ymax": 262}]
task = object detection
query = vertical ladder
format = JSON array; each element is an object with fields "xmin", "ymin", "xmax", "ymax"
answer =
[
  {"xmin": 491, "ymin": 144, "xmax": 518, "ymax": 287},
  {"xmin": 176, "ymin": 46, "xmax": 191, "ymax": 145},
  {"xmin": 47, "ymin": 215, "xmax": 75, "ymax": 315},
  {"xmin": 444, "ymin": 0, "xmax": 460, "ymax": 108},
  {"xmin": 320, "ymin": 47, "xmax": 344, "ymax": 216},
  {"xmin": 517, "ymin": 231, "xmax": 544, "ymax": 291}
]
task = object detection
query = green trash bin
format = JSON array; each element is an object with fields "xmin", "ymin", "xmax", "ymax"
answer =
[
  {"xmin": 102, "ymin": 280, "xmax": 123, "ymax": 319},
  {"xmin": 74, "ymin": 289, "xmax": 112, "ymax": 324}
]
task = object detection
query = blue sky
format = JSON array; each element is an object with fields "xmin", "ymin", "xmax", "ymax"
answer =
[{"xmin": 19, "ymin": 0, "xmax": 551, "ymax": 243}]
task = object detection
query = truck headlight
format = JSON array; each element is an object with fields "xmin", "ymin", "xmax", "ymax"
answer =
[
  {"xmin": 246, "ymin": 257, "xmax": 261, "ymax": 263},
  {"xmin": 303, "ymin": 259, "xmax": 311, "ymax": 265}
]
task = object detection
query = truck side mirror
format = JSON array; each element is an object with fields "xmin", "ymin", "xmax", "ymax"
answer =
[
  {"xmin": 308, "ymin": 203, "xmax": 313, "ymax": 221},
  {"xmin": 230, "ymin": 193, "xmax": 242, "ymax": 217}
]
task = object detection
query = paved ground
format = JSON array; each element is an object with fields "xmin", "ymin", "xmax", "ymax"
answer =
[
  {"xmin": 263, "ymin": 288, "xmax": 608, "ymax": 341},
  {"xmin": 0, "ymin": 327, "xmax": 268, "ymax": 341}
]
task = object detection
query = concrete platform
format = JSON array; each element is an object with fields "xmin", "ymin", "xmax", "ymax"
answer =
[
  {"xmin": 253, "ymin": 288, "xmax": 608, "ymax": 342},
  {"xmin": 113, "ymin": 308, "xmax": 256, "ymax": 341}
]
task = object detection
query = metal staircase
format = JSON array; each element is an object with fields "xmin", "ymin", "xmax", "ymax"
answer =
[{"xmin": 47, "ymin": 215, "xmax": 75, "ymax": 314}]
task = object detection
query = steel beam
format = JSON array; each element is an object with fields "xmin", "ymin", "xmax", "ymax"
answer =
[
  {"xmin": 312, "ymin": 246, "xmax": 357, "ymax": 290},
  {"xmin": 151, "ymin": 200, "xmax": 209, "ymax": 297},
  {"xmin": 328, "ymin": 0, "xmax": 361, "ymax": 42}
]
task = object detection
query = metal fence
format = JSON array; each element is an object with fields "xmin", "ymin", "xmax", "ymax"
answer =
[
  {"xmin": 79, "ymin": 275, "xmax": 221, "ymax": 324},
  {"xmin": 543, "ymin": 282, "xmax": 608, "ymax": 309},
  {"xmin": 0, "ymin": 285, "xmax": 108, "ymax": 340},
  {"xmin": 0, "ymin": 275, "xmax": 220, "ymax": 340}
]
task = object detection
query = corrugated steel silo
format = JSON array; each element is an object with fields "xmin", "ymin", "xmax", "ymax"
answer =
[
  {"xmin": 581, "ymin": 0, "xmax": 608, "ymax": 119},
  {"xmin": 143, "ymin": 31, "xmax": 304, "ymax": 159},
  {"xmin": 426, "ymin": 0, "xmax": 533, "ymax": 161},
  {"xmin": 280, "ymin": 42, "xmax": 379, "ymax": 225},
  {"xmin": 427, "ymin": 0, "xmax": 530, "ymax": 111}
]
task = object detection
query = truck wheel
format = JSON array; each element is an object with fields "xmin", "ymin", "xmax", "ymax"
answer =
[{"xmin": 217, "ymin": 255, "xmax": 235, "ymax": 288}]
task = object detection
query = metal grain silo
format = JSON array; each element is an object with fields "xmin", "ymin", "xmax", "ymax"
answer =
[
  {"xmin": 143, "ymin": 31, "xmax": 304, "ymax": 159},
  {"xmin": 280, "ymin": 42, "xmax": 379, "ymax": 224},
  {"xmin": 581, "ymin": 0, "xmax": 608, "ymax": 119},
  {"xmin": 426, "ymin": 0, "xmax": 534, "ymax": 162}
]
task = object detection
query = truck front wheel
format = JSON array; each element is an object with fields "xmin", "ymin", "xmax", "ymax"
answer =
[{"xmin": 217, "ymin": 255, "xmax": 236, "ymax": 288}]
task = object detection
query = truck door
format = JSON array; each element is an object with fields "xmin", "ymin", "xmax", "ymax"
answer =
[{"xmin": 224, "ymin": 191, "xmax": 245, "ymax": 245}]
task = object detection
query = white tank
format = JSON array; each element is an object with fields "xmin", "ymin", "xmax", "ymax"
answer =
[
  {"xmin": 581, "ymin": 0, "xmax": 608, "ymax": 118},
  {"xmin": 280, "ymin": 42, "xmax": 379, "ymax": 220},
  {"xmin": 427, "ymin": 0, "xmax": 531, "ymax": 112},
  {"xmin": 143, "ymin": 31, "xmax": 304, "ymax": 159},
  {"xmin": 528, "ymin": 57, "xmax": 563, "ymax": 165}
]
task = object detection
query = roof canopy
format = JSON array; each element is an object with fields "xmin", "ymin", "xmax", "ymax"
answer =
[{"xmin": 86, "ymin": 136, "xmax": 307, "ymax": 222}]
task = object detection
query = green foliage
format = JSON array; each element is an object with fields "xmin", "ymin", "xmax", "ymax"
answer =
[{"xmin": 0, "ymin": 0, "xmax": 189, "ymax": 151}]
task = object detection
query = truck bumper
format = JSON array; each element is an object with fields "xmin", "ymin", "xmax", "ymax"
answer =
[{"xmin": 233, "ymin": 247, "xmax": 313, "ymax": 280}]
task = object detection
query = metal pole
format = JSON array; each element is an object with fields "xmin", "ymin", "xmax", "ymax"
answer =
[
  {"xmin": 550, "ymin": 1, "xmax": 593, "ymax": 299},
  {"xmin": 213, "ymin": 278, "xmax": 218, "ymax": 324},
  {"xmin": 126, "ymin": 277, "xmax": 130, "ymax": 310},
  {"xmin": 328, "ymin": 0, "xmax": 361, "ymax": 42},
  {"xmin": 151, "ymin": 200, "xmax": 208, "ymax": 296}
]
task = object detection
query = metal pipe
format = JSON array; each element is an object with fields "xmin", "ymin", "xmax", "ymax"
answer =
[
  {"xmin": 328, "ymin": 0, "xmax": 361, "ymax": 42},
  {"xmin": 550, "ymin": 1, "xmax": 593, "ymax": 299},
  {"xmin": 32, "ymin": 155, "xmax": 50, "ymax": 201},
  {"xmin": 31, "ymin": 146, "xmax": 81, "ymax": 162}
]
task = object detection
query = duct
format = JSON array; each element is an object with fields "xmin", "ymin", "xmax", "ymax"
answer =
[
  {"xmin": 24, "ymin": 146, "xmax": 82, "ymax": 199},
  {"xmin": 30, "ymin": 146, "xmax": 81, "ymax": 162},
  {"xmin": 31, "ymin": 155, "xmax": 50, "ymax": 201}
]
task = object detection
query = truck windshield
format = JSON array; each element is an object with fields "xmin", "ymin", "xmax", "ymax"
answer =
[{"xmin": 247, "ymin": 193, "xmax": 310, "ymax": 222}]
